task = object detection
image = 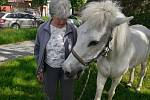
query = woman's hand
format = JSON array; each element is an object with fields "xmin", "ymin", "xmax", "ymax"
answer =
[{"xmin": 37, "ymin": 72, "xmax": 44, "ymax": 82}]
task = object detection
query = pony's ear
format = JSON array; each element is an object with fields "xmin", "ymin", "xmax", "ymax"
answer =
[{"xmin": 114, "ymin": 16, "xmax": 134, "ymax": 26}]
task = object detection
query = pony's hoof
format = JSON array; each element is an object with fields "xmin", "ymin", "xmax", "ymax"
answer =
[
  {"xmin": 136, "ymin": 87, "xmax": 141, "ymax": 92},
  {"xmin": 127, "ymin": 83, "xmax": 132, "ymax": 87}
]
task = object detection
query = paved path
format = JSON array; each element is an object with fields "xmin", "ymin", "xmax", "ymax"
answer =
[{"xmin": 0, "ymin": 41, "xmax": 34, "ymax": 63}]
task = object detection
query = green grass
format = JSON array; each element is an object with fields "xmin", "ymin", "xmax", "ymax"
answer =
[
  {"xmin": 0, "ymin": 56, "xmax": 150, "ymax": 100},
  {"xmin": 0, "ymin": 28, "xmax": 37, "ymax": 45}
]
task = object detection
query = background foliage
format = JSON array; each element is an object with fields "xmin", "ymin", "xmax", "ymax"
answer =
[
  {"xmin": 1, "ymin": 0, "xmax": 149, "ymax": 28},
  {"xmin": 119, "ymin": 0, "xmax": 150, "ymax": 28},
  {"xmin": 87, "ymin": 0, "xmax": 150, "ymax": 28},
  {"xmin": 70, "ymin": 0, "xmax": 86, "ymax": 15},
  {"xmin": 0, "ymin": 0, "xmax": 8, "ymax": 6}
]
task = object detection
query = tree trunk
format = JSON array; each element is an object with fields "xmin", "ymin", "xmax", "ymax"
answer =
[{"xmin": 40, "ymin": 5, "xmax": 43, "ymax": 17}]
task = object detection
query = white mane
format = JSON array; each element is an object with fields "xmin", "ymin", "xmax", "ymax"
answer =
[
  {"xmin": 81, "ymin": 0, "xmax": 129, "ymax": 55},
  {"xmin": 81, "ymin": 1, "xmax": 121, "ymax": 28}
]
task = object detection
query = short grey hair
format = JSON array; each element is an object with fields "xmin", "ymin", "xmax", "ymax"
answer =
[{"xmin": 49, "ymin": 0, "xmax": 71, "ymax": 19}]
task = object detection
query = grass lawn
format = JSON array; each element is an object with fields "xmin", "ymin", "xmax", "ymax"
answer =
[
  {"xmin": 0, "ymin": 28, "xmax": 37, "ymax": 45},
  {"xmin": 0, "ymin": 56, "xmax": 150, "ymax": 100}
]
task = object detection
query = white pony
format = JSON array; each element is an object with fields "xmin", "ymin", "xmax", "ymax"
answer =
[
  {"xmin": 127, "ymin": 24, "xmax": 150, "ymax": 91},
  {"xmin": 63, "ymin": 1, "xmax": 150, "ymax": 100}
]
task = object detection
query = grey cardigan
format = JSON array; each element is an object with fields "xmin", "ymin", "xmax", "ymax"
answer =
[{"xmin": 34, "ymin": 20, "xmax": 77, "ymax": 74}]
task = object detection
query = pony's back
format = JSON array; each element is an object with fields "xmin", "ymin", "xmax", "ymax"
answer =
[
  {"xmin": 129, "ymin": 25, "xmax": 150, "ymax": 67},
  {"xmin": 130, "ymin": 25, "xmax": 150, "ymax": 39}
]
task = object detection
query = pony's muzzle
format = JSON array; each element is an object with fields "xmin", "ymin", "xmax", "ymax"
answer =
[
  {"xmin": 64, "ymin": 68, "xmax": 84, "ymax": 79},
  {"xmin": 64, "ymin": 71, "xmax": 71, "ymax": 78}
]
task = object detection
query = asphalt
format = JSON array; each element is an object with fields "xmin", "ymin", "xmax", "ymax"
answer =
[{"xmin": 0, "ymin": 41, "xmax": 34, "ymax": 64}]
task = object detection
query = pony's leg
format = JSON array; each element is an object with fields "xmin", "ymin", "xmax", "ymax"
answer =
[
  {"xmin": 127, "ymin": 68, "xmax": 135, "ymax": 87},
  {"xmin": 94, "ymin": 72, "xmax": 107, "ymax": 100},
  {"xmin": 136, "ymin": 62, "xmax": 147, "ymax": 91},
  {"xmin": 108, "ymin": 76, "xmax": 123, "ymax": 100}
]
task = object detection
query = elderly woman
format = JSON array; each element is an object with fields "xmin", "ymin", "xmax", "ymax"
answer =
[{"xmin": 34, "ymin": 0, "xmax": 77, "ymax": 100}]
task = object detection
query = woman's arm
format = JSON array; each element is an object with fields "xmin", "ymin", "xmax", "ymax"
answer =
[{"xmin": 34, "ymin": 33, "xmax": 40, "ymax": 64}]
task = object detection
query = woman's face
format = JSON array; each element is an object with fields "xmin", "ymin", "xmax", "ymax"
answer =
[
  {"xmin": 53, "ymin": 16, "xmax": 67, "ymax": 25},
  {"xmin": 59, "ymin": 18, "xmax": 67, "ymax": 25}
]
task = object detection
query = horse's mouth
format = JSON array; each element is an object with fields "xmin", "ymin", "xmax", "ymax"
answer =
[
  {"xmin": 64, "ymin": 71, "xmax": 72, "ymax": 78},
  {"xmin": 64, "ymin": 69, "xmax": 83, "ymax": 79}
]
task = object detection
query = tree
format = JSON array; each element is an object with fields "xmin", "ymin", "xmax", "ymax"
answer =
[
  {"xmin": 0, "ymin": 0, "xmax": 8, "ymax": 6},
  {"xmin": 119, "ymin": 0, "xmax": 150, "ymax": 28},
  {"xmin": 70, "ymin": 0, "xmax": 86, "ymax": 15},
  {"xmin": 0, "ymin": 0, "xmax": 9, "ymax": 12},
  {"xmin": 32, "ymin": 0, "xmax": 47, "ymax": 16}
]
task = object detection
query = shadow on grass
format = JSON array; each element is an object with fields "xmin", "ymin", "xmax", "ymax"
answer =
[
  {"xmin": 0, "ymin": 48, "xmax": 33, "ymax": 61},
  {"xmin": 0, "ymin": 56, "xmax": 150, "ymax": 100}
]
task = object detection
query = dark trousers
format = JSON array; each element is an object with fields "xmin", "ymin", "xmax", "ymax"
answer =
[{"xmin": 43, "ymin": 63, "xmax": 74, "ymax": 100}]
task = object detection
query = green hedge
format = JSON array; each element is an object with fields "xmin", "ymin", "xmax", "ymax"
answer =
[
  {"xmin": 119, "ymin": 0, "xmax": 150, "ymax": 28},
  {"xmin": 0, "ymin": 28, "xmax": 37, "ymax": 45},
  {"xmin": 130, "ymin": 13, "xmax": 150, "ymax": 28}
]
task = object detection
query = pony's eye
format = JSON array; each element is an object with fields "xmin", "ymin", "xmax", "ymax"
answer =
[{"xmin": 88, "ymin": 41, "xmax": 99, "ymax": 47}]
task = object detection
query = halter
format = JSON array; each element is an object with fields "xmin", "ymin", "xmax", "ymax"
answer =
[{"xmin": 71, "ymin": 36, "xmax": 112, "ymax": 66}]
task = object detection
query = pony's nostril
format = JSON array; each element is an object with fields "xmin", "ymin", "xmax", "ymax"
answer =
[{"xmin": 65, "ymin": 71, "xmax": 71, "ymax": 77}]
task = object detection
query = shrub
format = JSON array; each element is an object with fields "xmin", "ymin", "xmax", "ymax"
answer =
[{"xmin": 120, "ymin": 0, "xmax": 150, "ymax": 28}]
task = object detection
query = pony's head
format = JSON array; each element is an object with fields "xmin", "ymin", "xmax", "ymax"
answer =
[{"xmin": 63, "ymin": 0, "xmax": 133, "ymax": 77}]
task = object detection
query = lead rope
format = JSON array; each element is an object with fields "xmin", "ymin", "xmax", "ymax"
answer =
[{"xmin": 77, "ymin": 67, "xmax": 91, "ymax": 100}]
